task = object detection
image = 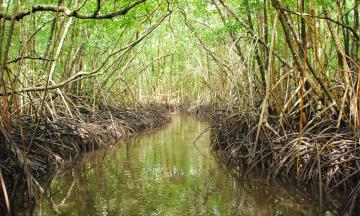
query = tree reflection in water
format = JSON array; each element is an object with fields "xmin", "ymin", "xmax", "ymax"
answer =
[{"xmin": 20, "ymin": 116, "xmax": 335, "ymax": 216}]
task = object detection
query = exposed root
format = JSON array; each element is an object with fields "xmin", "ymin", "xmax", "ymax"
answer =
[
  {"xmin": 0, "ymin": 105, "xmax": 170, "ymax": 212},
  {"xmin": 210, "ymin": 109, "xmax": 360, "ymax": 215}
]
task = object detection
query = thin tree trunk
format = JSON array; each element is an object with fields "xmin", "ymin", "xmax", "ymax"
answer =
[
  {"xmin": 352, "ymin": 0, "xmax": 359, "ymax": 73},
  {"xmin": 245, "ymin": 0, "xmax": 267, "ymax": 91},
  {"xmin": 271, "ymin": 0, "xmax": 336, "ymax": 108},
  {"xmin": 263, "ymin": 0, "xmax": 269, "ymax": 70},
  {"xmin": 300, "ymin": 0, "xmax": 306, "ymax": 51},
  {"xmin": 324, "ymin": 8, "xmax": 354, "ymax": 128}
]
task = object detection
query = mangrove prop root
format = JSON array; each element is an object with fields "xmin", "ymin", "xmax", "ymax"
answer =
[
  {"xmin": 210, "ymin": 109, "xmax": 360, "ymax": 214},
  {"xmin": 0, "ymin": 105, "xmax": 170, "ymax": 212}
]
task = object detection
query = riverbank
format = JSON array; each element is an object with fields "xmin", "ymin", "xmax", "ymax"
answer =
[
  {"xmin": 18, "ymin": 116, "xmax": 332, "ymax": 215},
  {"xmin": 209, "ymin": 109, "xmax": 360, "ymax": 215},
  {"xmin": 3, "ymin": 102, "xmax": 359, "ymax": 215},
  {"xmin": 0, "ymin": 105, "xmax": 170, "ymax": 213}
]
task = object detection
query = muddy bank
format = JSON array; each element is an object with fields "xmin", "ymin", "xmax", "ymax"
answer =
[
  {"xmin": 209, "ymin": 110, "xmax": 360, "ymax": 215},
  {"xmin": 0, "ymin": 105, "xmax": 170, "ymax": 213}
]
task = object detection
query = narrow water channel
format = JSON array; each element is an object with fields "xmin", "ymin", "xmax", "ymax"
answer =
[{"xmin": 21, "ymin": 116, "xmax": 334, "ymax": 215}]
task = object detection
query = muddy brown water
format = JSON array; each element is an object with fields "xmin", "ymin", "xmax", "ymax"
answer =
[{"xmin": 17, "ymin": 116, "xmax": 336, "ymax": 215}]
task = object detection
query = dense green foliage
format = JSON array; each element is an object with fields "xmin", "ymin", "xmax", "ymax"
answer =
[
  {"xmin": 1, "ymin": 0, "xmax": 357, "ymax": 122},
  {"xmin": 0, "ymin": 0, "xmax": 360, "ymax": 214}
]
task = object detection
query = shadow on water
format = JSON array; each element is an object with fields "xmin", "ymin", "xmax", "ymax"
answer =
[{"xmin": 16, "ymin": 116, "xmax": 336, "ymax": 215}]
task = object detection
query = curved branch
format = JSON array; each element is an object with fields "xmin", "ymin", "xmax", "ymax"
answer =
[
  {"xmin": 0, "ymin": 71, "xmax": 100, "ymax": 96},
  {"xmin": 0, "ymin": 0, "xmax": 146, "ymax": 21},
  {"xmin": 0, "ymin": 10, "xmax": 172, "ymax": 96},
  {"xmin": 7, "ymin": 56, "xmax": 54, "ymax": 64},
  {"xmin": 218, "ymin": 0, "xmax": 291, "ymax": 68},
  {"xmin": 274, "ymin": 5, "xmax": 359, "ymax": 41}
]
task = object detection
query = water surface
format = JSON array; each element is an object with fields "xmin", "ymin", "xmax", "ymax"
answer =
[{"xmin": 21, "ymin": 116, "xmax": 334, "ymax": 215}]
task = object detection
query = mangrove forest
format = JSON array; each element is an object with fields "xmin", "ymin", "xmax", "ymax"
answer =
[{"xmin": 0, "ymin": 0, "xmax": 359, "ymax": 215}]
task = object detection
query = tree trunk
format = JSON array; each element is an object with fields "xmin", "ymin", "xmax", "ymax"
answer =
[{"xmin": 245, "ymin": 0, "xmax": 267, "ymax": 91}]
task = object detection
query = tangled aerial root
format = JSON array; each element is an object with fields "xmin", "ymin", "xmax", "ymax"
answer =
[
  {"xmin": 0, "ymin": 105, "xmax": 170, "ymax": 211},
  {"xmin": 210, "ymin": 110, "xmax": 360, "ymax": 215}
]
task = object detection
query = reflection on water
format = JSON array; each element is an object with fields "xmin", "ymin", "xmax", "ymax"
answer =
[{"xmin": 19, "ymin": 116, "xmax": 335, "ymax": 215}]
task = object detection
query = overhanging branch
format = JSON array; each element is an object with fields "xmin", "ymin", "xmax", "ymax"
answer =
[
  {"xmin": 0, "ymin": 0, "xmax": 146, "ymax": 21},
  {"xmin": 0, "ymin": 10, "xmax": 172, "ymax": 96}
]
